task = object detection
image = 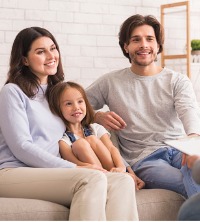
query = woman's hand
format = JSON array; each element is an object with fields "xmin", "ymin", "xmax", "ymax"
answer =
[{"xmin": 126, "ymin": 166, "xmax": 145, "ymax": 190}]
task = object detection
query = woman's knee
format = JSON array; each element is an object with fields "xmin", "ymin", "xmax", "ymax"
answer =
[
  {"xmin": 65, "ymin": 168, "xmax": 106, "ymax": 184},
  {"xmin": 107, "ymin": 172, "xmax": 135, "ymax": 190},
  {"xmin": 72, "ymin": 169, "xmax": 108, "ymax": 197}
]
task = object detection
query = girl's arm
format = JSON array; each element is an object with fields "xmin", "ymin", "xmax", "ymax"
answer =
[{"xmin": 100, "ymin": 133, "xmax": 126, "ymax": 172}]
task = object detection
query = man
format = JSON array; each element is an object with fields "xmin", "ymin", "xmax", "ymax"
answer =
[{"xmin": 86, "ymin": 14, "xmax": 200, "ymax": 198}]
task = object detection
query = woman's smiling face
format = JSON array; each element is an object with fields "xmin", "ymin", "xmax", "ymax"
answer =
[{"xmin": 23, "ymin": 36, "xmax": 59, "ymax": 84}]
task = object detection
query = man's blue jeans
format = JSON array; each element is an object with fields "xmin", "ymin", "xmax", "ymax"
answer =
[{"xmin": 132, "ymin": 147, "xmax": 200, "ymax": 198}]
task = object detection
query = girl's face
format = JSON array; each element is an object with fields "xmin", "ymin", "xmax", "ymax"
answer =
[
  {"xmin": 60, "ymin": 87, "xmax": 87, "ymax": 125},
  {"xmin": 23, "ymin": 36, "xmax": 59, "ymax": 84}
]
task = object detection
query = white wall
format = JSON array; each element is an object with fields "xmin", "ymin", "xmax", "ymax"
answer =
[{"xmin": 0, "ymin": 0, "xmax": 200, "ymax": 92}]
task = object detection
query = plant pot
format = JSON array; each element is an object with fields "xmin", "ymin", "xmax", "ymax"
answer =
[{"xmin": 191, "ymin": 50, "xmax": 200, "ymax": 55}]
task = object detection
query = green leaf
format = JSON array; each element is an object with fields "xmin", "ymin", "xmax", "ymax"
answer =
[{"xmin": 191, "ymin": 39, "xmax": 200, "ymax": 51}]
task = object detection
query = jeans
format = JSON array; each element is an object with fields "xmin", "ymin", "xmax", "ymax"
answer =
[
  {"xmin": 132, "ymin": 147, "xmax": 200, "ymax": 198},
  {"xmin": 177, "ymin": 193, "xmax": 200, "ymax": 220}
]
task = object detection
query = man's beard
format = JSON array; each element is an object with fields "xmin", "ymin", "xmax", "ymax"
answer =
[{"xmin": 130, "ymin": 52, "xmax": 157, "ymax": 66}]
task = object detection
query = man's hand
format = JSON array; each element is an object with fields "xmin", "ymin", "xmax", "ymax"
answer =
[{"xmin": 94, "ymin": 111, "xmax": 126, "ymax": 130}]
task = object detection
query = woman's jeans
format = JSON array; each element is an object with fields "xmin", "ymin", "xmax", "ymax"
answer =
[{"xmin": 132, "ymin": 147, "xmax": 200, "ymax": 198}]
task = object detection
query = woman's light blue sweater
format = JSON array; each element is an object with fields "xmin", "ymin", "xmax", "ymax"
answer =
[{"xmin": 0, "ymin": 83, "xmax": 76, "ymax": 169}]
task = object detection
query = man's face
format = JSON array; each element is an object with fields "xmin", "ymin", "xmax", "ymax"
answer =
[{"xmin": 124, "ymin": 25, "xmax": 159, "ymax": 67}]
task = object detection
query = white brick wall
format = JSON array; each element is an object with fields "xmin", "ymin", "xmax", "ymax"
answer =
[{"xmin": 0, "ymin": 0, "xmax": 200, "ymax": 96}]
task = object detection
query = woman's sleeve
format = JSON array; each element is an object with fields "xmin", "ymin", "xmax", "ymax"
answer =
[{"xmin": 0, "ymin": 85, "xmax": 76, "ymax": 168}]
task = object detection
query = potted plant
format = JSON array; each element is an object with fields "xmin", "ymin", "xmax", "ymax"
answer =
[{"xmin": 191, "ymin": 39, "xmax": 200, "ymax": 55}]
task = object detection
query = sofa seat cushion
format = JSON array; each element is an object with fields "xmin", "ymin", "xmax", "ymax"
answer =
[
  {"xmin": 0, "ymin": 198, "xmax": 69, "ymax": 221},
  {"xmin": 0, "ymin": 189, "xmax": 185, "ymax": 221},
  {"xmin": 136, "ymin": 189, "xmax": 185, "ymax": 221}
]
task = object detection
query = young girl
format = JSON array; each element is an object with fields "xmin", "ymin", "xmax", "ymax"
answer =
[{"xmin": 48, "ymin": 81, "xmax": 126, "ymax": 172}]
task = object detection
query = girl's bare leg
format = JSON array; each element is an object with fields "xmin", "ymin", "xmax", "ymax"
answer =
[
  {"xmin": 86, "ymin": 135, "xmax": 115, "ymax": 171},
  {"xmin": 72, "ymin": 138, "xmax": 102, "ymax": 167}
]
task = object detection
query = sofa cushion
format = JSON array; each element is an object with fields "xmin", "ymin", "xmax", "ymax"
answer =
[
  {"xmin": 0, "ymin": 190, "xmax": 185, "ymax": 221},
  {"xmin": 136, "ymin": 189, "xmax": 185, "ymax": 221},
  {"xmin": 0, "ymin": 198, "xmax": 69, "ymax": 221}
]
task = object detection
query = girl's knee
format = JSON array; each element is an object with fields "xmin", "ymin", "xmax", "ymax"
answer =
[{"xmin": 72, "ymin": 138, "xmax": 90, "ymax": 151}]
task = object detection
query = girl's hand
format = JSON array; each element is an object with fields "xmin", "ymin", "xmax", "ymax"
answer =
[{"xmin": 110, "ymin": 166, "xmax": 126, "ymax": 173}]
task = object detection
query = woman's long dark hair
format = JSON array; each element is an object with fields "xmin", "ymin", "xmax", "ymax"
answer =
[{"xmin": 6, "ymin": 27, "xmax": 64, "ymax": 98}]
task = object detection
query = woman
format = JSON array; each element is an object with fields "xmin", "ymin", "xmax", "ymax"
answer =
[{"xmin": 0, "ymin": 27, "xmax": 138, "ymax": 220}]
